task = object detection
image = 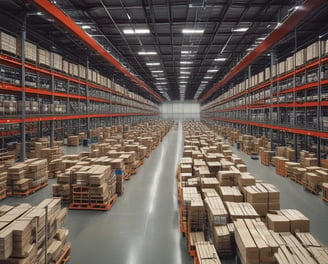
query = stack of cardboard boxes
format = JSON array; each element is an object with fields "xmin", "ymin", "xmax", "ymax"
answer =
[
  {"xmin": 7, "ymin": 159, "xmax": 48, "ymax": 195},
  {"xmin": 0, "ymin": 199, "xmax": 70, "ymax": 264}
]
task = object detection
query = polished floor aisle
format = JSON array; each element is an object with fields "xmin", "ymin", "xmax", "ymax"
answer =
[{"xmin": 0, "ymin": 122, "xmax": 193, "ymax": 264}]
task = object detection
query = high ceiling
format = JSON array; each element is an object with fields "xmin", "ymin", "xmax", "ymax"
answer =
[{"xmin": 0, "ymin": 0, "xmax": 328, "ymax": 104}]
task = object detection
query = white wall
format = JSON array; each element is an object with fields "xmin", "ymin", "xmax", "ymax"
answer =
[{"xmin": 160, "ymin": 100, "xmax": 200, "ymax": 119}]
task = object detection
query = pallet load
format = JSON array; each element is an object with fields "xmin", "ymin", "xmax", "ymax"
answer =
[
  {"xmin": 0, "ymin": 165, "xmax": 7, "ymax": 200},
  {"xmin": 234, "ymin": 218, "xmax": 279, "ymax": 264},
  {"xmin": 260, "ymin": 148, "xmax": 275, "ymax": 166},
  {"xmin": 273, "ymin": 232, "xmax": 325, "ymax": 264},
  {"xmin": 225, "ymin": 202, "xmax": 259, "ymax": 221},
  {"xmin": 69, "ymin": 164, "xmax": 117, "ymax": 210},
  {"xmin": 0, "ymin": 199, "xmax": 70, "ymax": 264},
  {"xmin": 266, "ymin": 209, "xmax": 309, "ymax": 234},
  {"xmin": 204, "ymin": 196, "xmax": 229, "ymax": 232},
  {"xmin": 212, "ymin": 225, "xmax": 234, "ymax": 258},
  {"xmin": 7, "ymin": 159, "xmax": 48, "ymax": 196},
  {"xmin": 194, "ymin": 241, "xmax": 221, "ymax": 264},
  {"xmin": 244, "ymin": 183, "xmax": 280, "ymax": 216},
  {"xmin": 218, "ymin": 186, "xmax": 243, "ymax": 202},
  {"xmin": 67, "ymin": 136, "xmax": 79, "ymax": 146}
]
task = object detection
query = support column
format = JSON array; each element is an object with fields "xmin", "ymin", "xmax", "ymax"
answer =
[
  {"xmin": 317, "ymin": 38, "xmax": 322, "ymax": 166},
  {"xmin": 20, "ymin": 15, "xmax": 27, "ymax": 162},
  {"xmin": 86, "ymin": 57, "xmax": 90, "ymax": 132},
  {"xmin": 50, "ymin": 50, "xmax": 55, "ymax": 147}
]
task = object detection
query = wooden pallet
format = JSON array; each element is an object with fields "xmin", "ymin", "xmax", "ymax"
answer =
[
  {"xmin": 56, "ymin": 245, "xmax": 71, "ymax": 264},
  {"xmin": 69, "ymin": 193, "xmax": 117, "ymax": 211},
  {"xmin": 7, "ymin": 182, "xmax": 48, "ymax": 197}
]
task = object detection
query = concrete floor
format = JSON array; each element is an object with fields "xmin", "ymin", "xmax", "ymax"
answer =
[
  {"xmin": 0, "ymin": 122, "xmax": 193, "ymax": 264},
  {"xmin": 0, "ymin": 123, "xmax": 326, "ymax": 264}
]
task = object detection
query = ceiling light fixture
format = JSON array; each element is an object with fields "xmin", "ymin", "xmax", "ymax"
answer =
[
  {"xmin": 180, "ymin": 61, "xmax": 193, "ymax": 64},
  {"xmin": 138, "ymin": 51, "xmax": 157, "ymax": 55},
  {"xmin": 204, "ymin": 76, "xmax": 212, "ymax": 79},
  {"xmin": 207, "ymin": 69, "xmax": 218, "ymax": 73},
  {"xmin": 180, "ymin": 71, "xmax": 191, "ymax": 74},
  {"xmin": 81, "ymin": 25, "xmax": 91, "ymax": 29},
  {"xmin": 179, "ymin": 76, "xmax": 189, "ymax": 79},
  {"xmin": 123, "ymin": 29, "xmax": 150, "ymax": 34},
  {"xmin": 214, "ymin": 58, "xmax": 227, "ymax": 62},
  {"xmin": 181, "ymin": 50, "xmax": 193, "ymax": 54},
  {"xmin": 146, "ymin": 62, "xmax": 160, "ymax": 66},
  {"xmin": 232, "ymin": 27, "xmax": 249, "ymax": 32},
  {"xmin": 182, "ymin": 29, "xmax": 204, "ymax": 34},
  {"xmin": 151, "ymin": 70, "xmax": 163, "ymax": 73}
]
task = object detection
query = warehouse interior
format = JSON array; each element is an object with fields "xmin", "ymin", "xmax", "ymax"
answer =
[{"xmin": 0, "ymin": 0, "xmax": 328, "ymax": 263}]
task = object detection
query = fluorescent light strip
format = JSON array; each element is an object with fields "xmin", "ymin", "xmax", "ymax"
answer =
[
  {"xmin": 204, "ymin": 76, "xmax": 212, "ymax": 79},
  {"xmin": 214, "ymin": 58, "xmax": 226, "ymax": 62},
  {"xmin": 180, "ymin": 71, "xmax": 191, "ymax": 74},
  {"xmin": 182, "ymin": 29, "xmax": 204, "ymax": 34},
  {"xmin": 151, "ymin": 70, "xmax": 163, "ymax": 73},
  {"xmin": 207, "ymin": 69, "xmax": 218, "ymax": 73},
  {"xmin": 138, "ymin": 51, "xmax": 157, "ymax": 55},
  {"xmin": 146, "ymin": 62, "xmax": 160, "ymax": 66},
  {"xmin": 180, "ymin": 61, "xmax": 193, "ymax": 64},
  {"xmin": 123, "ymin": 29, "xmax": 150, "ymax": 34},
  {"xmin": 232, "ymin": 27, "xmax": 249, "ymax": 32},
  {"xmin": 179, "ymin": 76, "xmax": 189, "ymax": 79}
]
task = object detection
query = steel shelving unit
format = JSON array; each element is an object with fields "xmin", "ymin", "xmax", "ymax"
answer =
[{"xmin": 202, "ymin": 37, "xmax": 328, "ymax": 165}]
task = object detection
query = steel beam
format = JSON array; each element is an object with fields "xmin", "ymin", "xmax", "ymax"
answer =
[{"xmin": 29, "ymin": 0, "xmax": 163, "ymax": 102}]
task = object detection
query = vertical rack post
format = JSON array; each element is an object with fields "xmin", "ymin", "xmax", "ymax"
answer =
[
  {"xmin": 50, "ymin": 49, "xmax": 55, "ymax": 147},
  {"xmin": 86, "ymin": 56, "xmax": 90, "ymax": 132},
  {"xmin": 317, "ymin": 38, "xmax": 322, "ymax": 166},
  {"xmin": 20, "ymin": 14, "xmax": 27, "ymax": 162},
  {"xmin": 293, "ymin": 29, "xmax": 298, "ymax": 161}
]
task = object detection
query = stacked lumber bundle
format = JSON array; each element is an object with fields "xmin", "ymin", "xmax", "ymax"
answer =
[
  {"xmin": 0, "ymin": 199, "xmax": 70, "ymax": 264},
  {"xmin": 218, "ymin": 186, "xmax": 242, "ymax": 202},
  {"xmin": 70, "ymin": 165, "xmax": 115, "ymax": 205},
  {"xmin": 67, "ymin": 136, "xmax": 79, "ymax": 146},
  {"xmin": 237, "ymin": 172, "xmax": 256, "ymax": 188},
  {"xmin": 204, "ymin": 196, "xmax": 228, "ymax": 231},
  {"xmin": 48, "ymin": 159, "xmax": 64, "ymax": 178},
  {"xmin": 300, "ymin": 150, "xmax": 317, "ymax": 167},
  {"xmin": 0, "ymin": 165, "xmax": 7, "ymax": 199},
  {"xmin": 285, "ymin": 162, "xmax": 301, "ymax": 178},
  {"xmin": 276, "ymin": 157, "xmax": 289, "ymax": 177},
  {"xmin": 63, "ymin": 154, "xmax": 85, "ymax": 168},
  {"xmin": 188, "ymin": 193, "xmax": 206, "ymax": 231},
  {"xmin": 39, "ymin": 146, "xmax": 64, "ymax": 164},
  {"xmin": 260, "ymin": 149, "xmax": 275, "ymax": 166},
  {"xmin": 273, "ymin": 232, "xmax": 321, "ymax": 264},
  {"xmin": 225, "ymin": 202, "xmax": 259, "ymax": 221},
  {"xmin": 266, "ymin": 209, "xmax": 309, "ymax": 233},
  {"xmin": 212, "ymin": 225, "xmax": 234, "ymax": 258},
  {"xmin": 234, "ymin": 218, "xmax": 279, "ymax": 264},
  {"xmin": 200, "ymin": 177, "xmax": 219, "ymax": 190},
  {"xmin": 7, "ymin": 159, "xmax": 48, "ymax": 195},
  {"xmin": 217, "ymin": 171, "xmax": 235, "ymax": 186},
  {"xmin": 244, "ymin": 183, "xmax": 280, "ymax": 216},
  {"xmin": 26, "ymin": 138, "xmax": 49, "ymax": 158},
  {"xmin": 194, "ymin": 242, "xmax": 221, "ymax": 264}
]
